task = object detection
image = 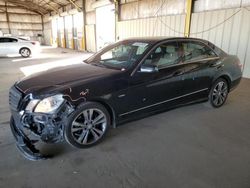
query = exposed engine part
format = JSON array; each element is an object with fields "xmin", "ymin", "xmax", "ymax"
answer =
[
  {"xmin": 11, "ymin": 102, "xmax": 74, "ymax": 160},
  {"xmin": 28, "ymin": 102, "xmax": 74, "ymax": 143}
]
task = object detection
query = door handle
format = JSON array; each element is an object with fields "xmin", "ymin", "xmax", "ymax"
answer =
[
  {"xmin": 210, "ymin": 61, "xmax": 224, "ymax": 69},
  {"xmin": 173, "ymin": 70, "xmax": 184, "ymax": 76}
]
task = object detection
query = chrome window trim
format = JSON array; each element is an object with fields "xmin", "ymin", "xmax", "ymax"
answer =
[
  {"xmin": 157, "ymin": 56, "xmax": 220, "ymax": 70},
  {"xmin": 118, "ymin": 88, "xmax": 208, "ymax": 117},
  {"xmin": 131, "ymin": 38, "xmax": 220, "ymax": 76}
]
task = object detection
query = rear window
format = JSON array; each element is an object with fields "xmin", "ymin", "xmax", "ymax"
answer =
[
  {"xmin": 207, "ymin": 41, "xmax": 226, "ymax": 57},
  {"xmin": 18, "ymin": 37, "xmax": 29, "ymax": 41},
  {"xmin": 179, "ymin": 41, "xmax": 217, "ymax": 62}
]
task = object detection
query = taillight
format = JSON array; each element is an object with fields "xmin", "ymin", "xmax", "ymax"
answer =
[
  {"xmin": 31, "ymin": 41, "xmax": 39, "ymax": 45},
  {"xmin": 236, "ymin": 60, "xmax": 243, "ymax": 71}
]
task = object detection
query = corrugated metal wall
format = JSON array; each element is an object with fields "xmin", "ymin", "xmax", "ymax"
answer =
[
  {"xmin": 117, "ymin": 14, "xmax": 185, "ymax": 39},
  {"xmin": 43, "ymin": 14, "xmax": 52, "ymax": 45},
  {"xmin": 35, "ymin": 0, "xmax": 250, "ymax": 78},
  {"xmin": 0, "ymin": 0, "xmax": 43, "ymax": 41},
  {"xmin": 86, "ymin": 24, "xmax": 96, "ymax": 52},
  {"xmin": 85, "ymin": 0, "xmax": 96, "ymax": 51},
  {"xmin": 190, "ymin": 7, "xmax": 250, "ymax": 78},
  {"xmin": 116, "ymin": 4, "xmax": 250, "ymax": 78},
  {"xmin": 119, "ymin": 0, "xmax": 185, "ymax": 20}
]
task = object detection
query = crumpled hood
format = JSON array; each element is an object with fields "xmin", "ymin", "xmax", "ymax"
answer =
[{"xmin": 16, "ymin": 63, "xmax": 120, "ymax": 95}]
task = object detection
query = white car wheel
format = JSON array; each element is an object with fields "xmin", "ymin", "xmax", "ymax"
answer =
[{"xmin": 20, "ymin": 48, "xmax": 31, "ymax": 58}]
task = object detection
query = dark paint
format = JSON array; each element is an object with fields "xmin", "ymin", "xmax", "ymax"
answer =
[
  {"xmin": 15, "ymin": 37, "xmax": 242, "ymax": 124},
  {"xmin": 9, "ymin": 37, "xmax": 243, "ymax": 160}
]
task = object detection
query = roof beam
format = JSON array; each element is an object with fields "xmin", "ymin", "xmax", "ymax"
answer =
[
  {"xmin": 67, "ymin": 0, "xmax": 82, "ymax": 11},
  {"xmin": 49, "ymin": 0, "xmax": 64, "ymax": 8},
  {"xmin": 4, "ymin": 0, "xmax": 47, "ymax": 15},
  {"xmin": 5, "ymin": 1, "xmax": 11, "ymax": 34},
  {"xmin": 38, "ymin": 0, "xmax": 60, "ymax": 14}
]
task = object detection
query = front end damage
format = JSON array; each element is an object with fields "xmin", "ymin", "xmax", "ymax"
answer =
[{"xmin": 9, "ymin": 85, "xmax": 74, "ymax": 160}]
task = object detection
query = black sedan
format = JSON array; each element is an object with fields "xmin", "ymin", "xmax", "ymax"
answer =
[{"xmin": 9, "ymin": 37, "xmax": 242, "ymax": 160}]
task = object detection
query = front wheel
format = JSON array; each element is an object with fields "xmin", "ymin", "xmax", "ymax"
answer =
[
  {"xmin": 65, "ymin": 102, "xmax": 110, "ymax": 148},
  {"xmin": 209, "ymin": 78, "xmax": 229, "ymax": 108}
]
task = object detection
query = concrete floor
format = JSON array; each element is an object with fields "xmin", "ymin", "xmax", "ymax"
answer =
[{"xmin": 0, "ymin": 47, "xmax": 250, "ymax": 188}]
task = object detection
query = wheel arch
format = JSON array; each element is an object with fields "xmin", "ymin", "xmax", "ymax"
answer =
[
  {"xmin": 212, "ymin": 74, "xmax": 232, "ymax": 90},
  {"xmin": 19, "ymin": 47, "xmax": 31, "ymax": 54},
  {"xmin": 220, "ymin": 75, "xmax": 232, "ymax": 88}
]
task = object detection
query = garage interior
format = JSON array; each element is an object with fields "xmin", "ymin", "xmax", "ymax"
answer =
[{"xmin": 0, "ymin": 0, "xmax": 250, "ymax": 187}]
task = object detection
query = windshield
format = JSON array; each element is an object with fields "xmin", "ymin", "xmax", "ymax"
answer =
[{"xmin": 85, "ymin": 41, "xmax": 150, "ymax": 70}]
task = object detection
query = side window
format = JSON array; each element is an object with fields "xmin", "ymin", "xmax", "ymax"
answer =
[
  {"xmin": 179, "ymin": 41, "xmax": 217, "ymax": 62},
  {"xmin": 0, "ymin": 38, "xmax": 17, "ymax": 43},
  {"xmin": 9, "ymin": 38, "xmax": 18, "ymax": 43},
  {"xmin": 0, "ymin": 38, "xmax": 8, "ymax": 43},
  {"xmin": 3, "ymin": 38, "xmax": 11, "ymax": 42},
  {"xmin": 143, "ymin": 42, "xmax": 180, "ymax": 69}
]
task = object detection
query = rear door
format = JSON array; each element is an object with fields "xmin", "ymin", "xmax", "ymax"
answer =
[
  {"xmin": 177, "ymin": 40, "xmax": 220, "ymax": 97},
  {"xmin": 8, "ymin": 38, "xmax": 19, "ymax": 54}
]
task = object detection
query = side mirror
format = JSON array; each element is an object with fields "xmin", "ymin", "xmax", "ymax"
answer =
[{"xmin": 139, "ymin": 65, "xmax": 158, "ymax": 73}]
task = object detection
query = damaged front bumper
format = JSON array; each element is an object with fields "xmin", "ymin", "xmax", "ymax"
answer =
[
  {"xmin": 9, "ymin": 86, "xmax": 74, "ymax": 160},
  {"xmin": 10, "ymin": 102, "xmax": 73, "ymax": 160},
  {"xmin": 10, "ymin": 114, "xmax": 49, "ymax": 161}
]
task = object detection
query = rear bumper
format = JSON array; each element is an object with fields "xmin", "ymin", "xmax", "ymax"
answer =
[
  {"xmin": 230, "ymin": 77, "xmax": 242, "ymax": 92},
  {"xmin": 31, "ymin": 46, "xmax": 41, "ymax": 54}
]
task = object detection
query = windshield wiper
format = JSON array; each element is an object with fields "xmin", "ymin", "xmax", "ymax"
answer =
[
  {"xmin": 91, "ymin": 61, "xmax": 122, "ymax": 70},
  {"xmin": 91, "ymin": 62, "xmax": 107, "ymax": 68}
]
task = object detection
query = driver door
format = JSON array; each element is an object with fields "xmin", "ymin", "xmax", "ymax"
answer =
[{"xmin": 118, "ymin": 41, "xmax": 187, "ymax": 118}]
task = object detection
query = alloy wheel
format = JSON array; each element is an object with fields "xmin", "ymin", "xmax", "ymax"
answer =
[
  {"xmin": 211, "ymin": 81, "xmax": 228, "ymax": 106},
  {"xmin": 21, "ymin": 48, "xmax": 30, "ymax": 57},
  {"xmin": 70, "ymin": 108, "xmax": 107, "ymax": 145}
]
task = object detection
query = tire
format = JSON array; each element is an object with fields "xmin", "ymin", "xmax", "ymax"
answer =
[
  {"xmin": 20, "ymin": 48, "xmax": 31, "ymax": 58},
  {"xmin": 65, "ymin": 102, "xmax": 110, "ymax": 148},
  {"xmin": 209, "ymin": 78, "xmax": 229, "ymax": 108}
]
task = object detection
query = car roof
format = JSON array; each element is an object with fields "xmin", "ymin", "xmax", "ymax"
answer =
[
  {"xmin": 120, "ymin": 36, "xmax": 209, "ymax": 44},
  {"xmin": 120, "ymin": 37, "xmax": 226, "ymax": 57},
  {"xmin": 0, "ymin": 36, "xmax": 17, "ymax": 39}
]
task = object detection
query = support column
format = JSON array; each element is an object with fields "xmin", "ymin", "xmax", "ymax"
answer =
[
  {"xmin": 72, "ymin": 15, "xmax": 75, "ymax": 50},
  {"xmin": 82, "ymin": 0, "xmax": 86, "ymax": 51},
  {"xmin": 5, "ymin": 2, "xmax": 11, "ymax": 34},
  {"xmin": 184, "ymin": 0, "xmax": 193, "ymax": 37},
  {"xmin": 41, "ymin": 15, "xmax": 46, "ymax": 45},
  {"xmin": 114, "ymin": 0, "xmax": 119, "ymax": 41},
  {"xmin": 63, "ymin": 16, "xmax": 67, "ymax": 48}
]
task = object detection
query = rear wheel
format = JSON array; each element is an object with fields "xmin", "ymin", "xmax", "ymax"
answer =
[
  {"xmin": 209, "ymin": 78, "xmax": 229, "ymax": 108},
  {"xmin": 20, "ymin": 48, "xmax": 31, "ymax": 58},
  {"xmin": 65, "ymin": 102, "xmax": 110, "ymax": 148}
]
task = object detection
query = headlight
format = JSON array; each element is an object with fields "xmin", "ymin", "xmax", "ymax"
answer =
[
  {"xmin": 26, "ymin": 94, "xmax": 64, "ymax": 114},
  {"xmin": 25, "ymin": 99, "xmax": 40, "ymax": 112}
]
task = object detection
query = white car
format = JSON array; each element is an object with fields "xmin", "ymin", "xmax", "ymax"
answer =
[{"xmin": 0, "ymin": 37, "xmax": 40, "ymax": 58}]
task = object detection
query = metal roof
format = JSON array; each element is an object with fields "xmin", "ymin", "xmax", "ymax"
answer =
[{"xmin": 3, "ymin": 0, "xmax": 80, "ymax": 15}]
